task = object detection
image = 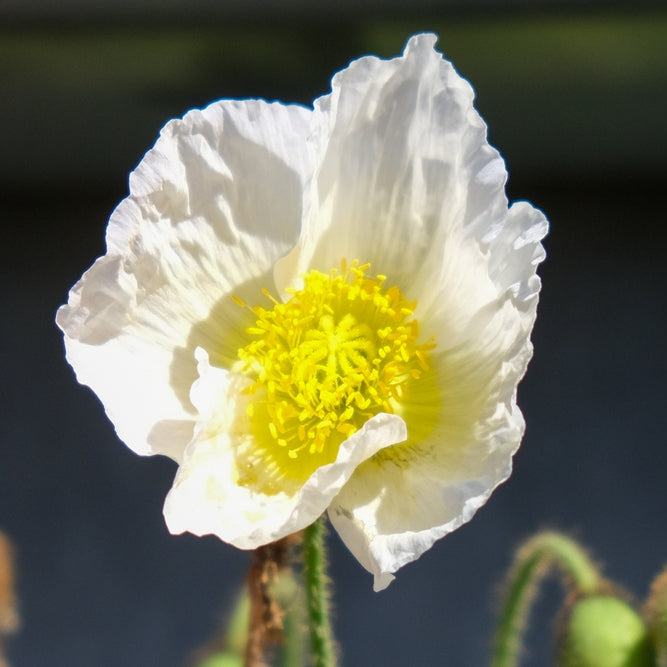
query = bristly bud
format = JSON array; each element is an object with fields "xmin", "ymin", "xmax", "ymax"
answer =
[{"xmin": 558, "ymin": 595, "xmax": 655, "ymax": 667}]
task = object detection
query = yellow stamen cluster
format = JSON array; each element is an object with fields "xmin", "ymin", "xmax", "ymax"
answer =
[{"xmin": 236, "ymin": 261, "xmax": 434, "ymax": 471}]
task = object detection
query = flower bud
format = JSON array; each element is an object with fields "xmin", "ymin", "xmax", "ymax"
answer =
[{"xmin": 559, "ymin": 595, "xmax": 655, "ymax": 667}]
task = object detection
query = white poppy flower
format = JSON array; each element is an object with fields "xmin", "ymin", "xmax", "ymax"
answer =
[{"xmin": 57, "ymin": 33, "xmax": 548, "ymax": 591}]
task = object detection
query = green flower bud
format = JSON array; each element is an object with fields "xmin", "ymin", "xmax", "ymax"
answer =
[{"xmin": 559, "ymin": 595, "xmax": 655, "ymax": 667}]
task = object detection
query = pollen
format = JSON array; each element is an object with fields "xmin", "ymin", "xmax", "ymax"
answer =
[{"xmin": 235, "ymin": 261, "xmax": 435, "ymax": 485}]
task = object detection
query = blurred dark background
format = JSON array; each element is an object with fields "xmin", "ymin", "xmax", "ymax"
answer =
[{"xmin": 2, "ymin": 2, "xmax": 666, "ymax": 665}]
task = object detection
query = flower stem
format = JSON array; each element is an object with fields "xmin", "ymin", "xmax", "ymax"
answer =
[
  {"xmin": 302, "ymin": 517, "xmax": 337, "ymax": 667},
  {"xmin": 492, "ymin": 531, "xmax": 603, "ymax": 667}
]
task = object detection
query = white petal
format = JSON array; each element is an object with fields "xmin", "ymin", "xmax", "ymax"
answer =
[
  {"xmin": 164, "ymin": 350, "xmax": 407, "ymax": 547},
  {"xmin": 329, "ymin": 394, "xmax": 524, "ymax": 590},
  {"xmin": 328, "ymin": 267, "xmax": 538, "ymax": 588},
  {"xmin": 484, "ymin": 201, "xmax": 548, "ymax": 307},
  {"xmin": 326, "ymin": 226, "xmax": 544, "ymax": 588},
  {"xmin": 290, "ymin": 34, "xmax": 508, "ymax": 295},
  {"xmin": 300, "ymin": 34, "xmax": 546, "ymax": 589},
  {"xmin": 57, "ymin": 100, "xmax": 314, "ymax": 460}
]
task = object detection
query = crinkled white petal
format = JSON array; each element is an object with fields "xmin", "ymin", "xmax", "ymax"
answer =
[
  {"xmin": 328, "ymin": 342, "xmax": 527, "ymax": 590},
  {"xmin": 163, "ymin": 350, "xmax": 407, "ymax": 547},
  {"xmin": 291, "ymin": 34, "xmax": 547, "ymax": 588},
  {"xmin": 57, "ymin": 100, "xmax": 315, "ymax": 461},
  {"xmin": 326, "ymin": 197, "xmax": 546, "ymax": 588},
  {"xmin": 288, "ymin": 34, "xmax": 507, "ymax": 298}
]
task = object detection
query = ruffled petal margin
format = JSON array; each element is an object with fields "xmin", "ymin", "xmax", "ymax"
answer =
[
  {"xmin": 163, "ymin": 349, "xmax": 408, "ymax": 548},
  {"xmin": 328, "ymin": 393, "xmax": 525, "ymax": 591},
  {"xmin": 57, "ymin": 100, "xmax": 314, "ymax": 462}
]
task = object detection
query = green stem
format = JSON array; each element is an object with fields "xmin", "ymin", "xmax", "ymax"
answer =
[
  {"xmin": 492, "ymin": 531, "xmax": 603, "ymax": 667},
  {"xmin": 302, "ymin": 517, "xmax": 337, "ymax": 667}
]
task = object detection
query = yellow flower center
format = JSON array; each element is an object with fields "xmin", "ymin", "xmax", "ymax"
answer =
[{"xmin": 234, "ymin": 261, "xmax": 434, "ymax": 492}]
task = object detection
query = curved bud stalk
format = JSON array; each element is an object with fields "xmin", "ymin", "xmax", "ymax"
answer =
[{"xmin": 492, "ymin": 531, "xmax": 604, "ymax": 667}]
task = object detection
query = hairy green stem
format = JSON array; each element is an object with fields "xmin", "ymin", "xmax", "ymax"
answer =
[
  {"xmin": 492, "ymin": 531, "xmax": 603, "ymax": 667},
  {"xmin": 302, "ymin": 517, "xmax": 337, "ymax": 667}
]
